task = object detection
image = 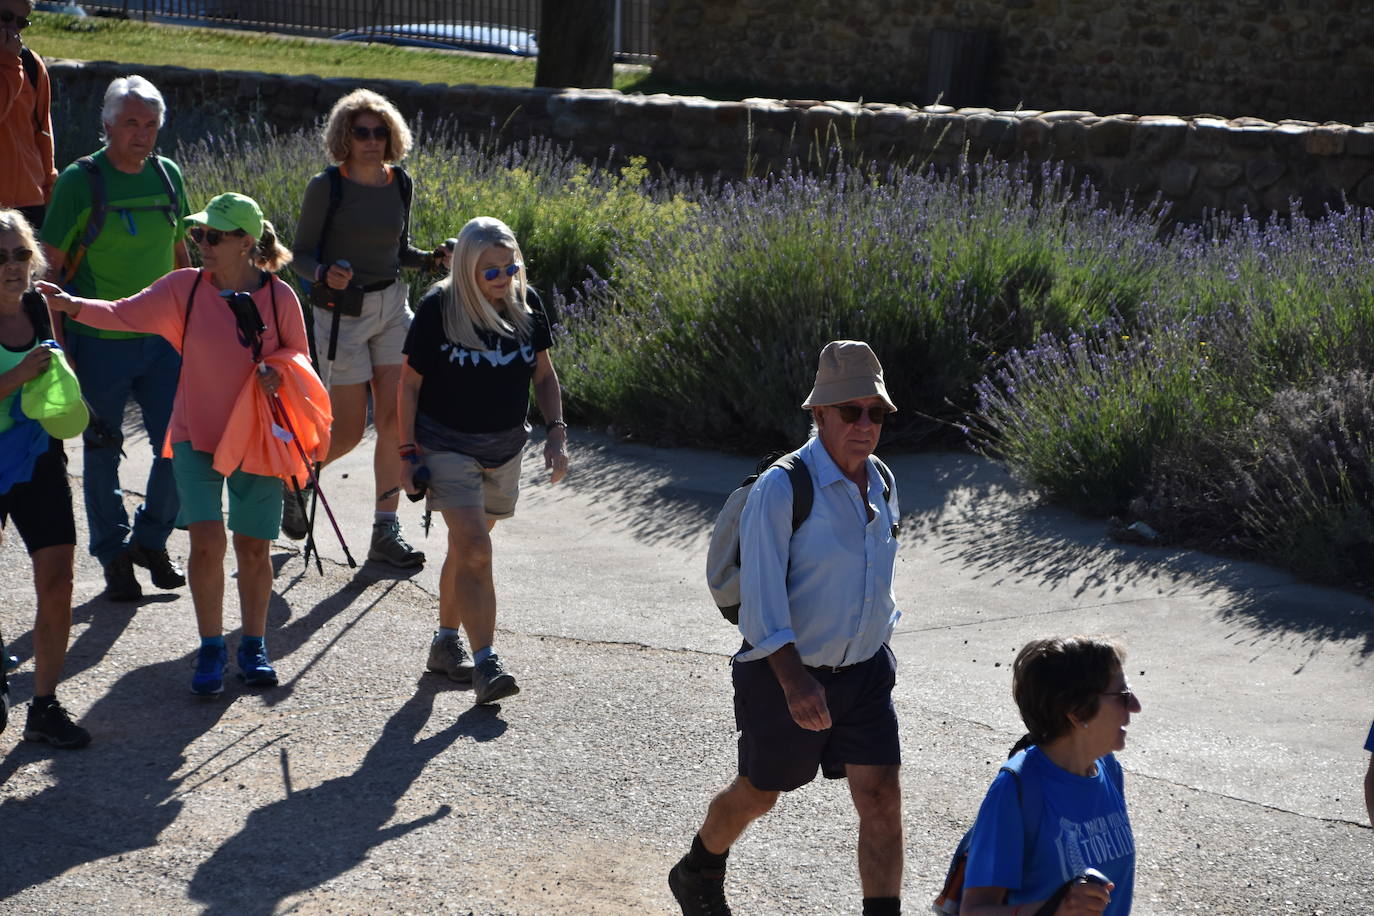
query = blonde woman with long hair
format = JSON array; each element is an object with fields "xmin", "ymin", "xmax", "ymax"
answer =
[{"xmin": 397, "ymin": 217, "xmax": 568, "ymax": 704}]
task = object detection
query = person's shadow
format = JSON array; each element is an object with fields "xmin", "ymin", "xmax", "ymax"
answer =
[{"xmin": 188, "ymin": 681, "xmax": 505, "ymax": 915}]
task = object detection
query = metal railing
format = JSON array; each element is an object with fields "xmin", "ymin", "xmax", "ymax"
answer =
[{"xmin": 68, "ymin": 1, "xmax": 656, "ymax": 61}]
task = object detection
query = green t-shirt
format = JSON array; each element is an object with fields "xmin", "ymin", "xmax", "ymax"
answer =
[
  {"xmin": 40, "ymin": 149, "xmax": 191, "ymax": 338},
  {"xmin": 0, "ymin": 335, "xmax": 36, "ymax": 435}
]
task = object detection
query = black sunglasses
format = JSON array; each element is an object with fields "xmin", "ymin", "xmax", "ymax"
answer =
[
  {"xmin": 0, "ymin": 10, "xmax": 31, "ymax": 29},
  {"xmin": 480, "ymin": 263, "xmax": 522, "ymax": 282},
  {"xmin": 188, "ymin": 226, "xmax": 246, "ymax": 247},
  {"xmin": 0, "ymin": 247, "xmax": 34, "ymax": 265},
  {"xmin": 1101, "ymin": 688, "xmax": 1137, "ymax": 707},
  {"xmin": 832, "ymin": 404, "xmax": 892, "ymax": 425},
  {"xmin": 351, "ymin": 124, "xmax": 391, "ymax": 141}
]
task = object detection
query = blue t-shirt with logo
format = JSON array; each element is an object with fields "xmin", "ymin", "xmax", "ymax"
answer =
[{"xmin": 965, "ymin": 746, "xmax": 1135, "ymax": 914}]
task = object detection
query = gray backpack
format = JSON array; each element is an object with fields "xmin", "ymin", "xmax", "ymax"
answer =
[{"xmin": 706, "ymin": 449, "xmax": 896, "ymax": 624}]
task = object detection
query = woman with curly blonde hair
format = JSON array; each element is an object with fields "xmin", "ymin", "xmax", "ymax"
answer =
[{"xmin": 290, "ymin": 88, "xmax": 448, "ymax": 568}]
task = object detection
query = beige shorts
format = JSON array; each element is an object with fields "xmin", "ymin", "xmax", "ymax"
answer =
[
  {"xmin": 425, "ymin": 449, "xmax": 523, "ymax": 520},
  {"xmin": 314, "ymin": 280, "xmax": 411, "ymax": 387}
]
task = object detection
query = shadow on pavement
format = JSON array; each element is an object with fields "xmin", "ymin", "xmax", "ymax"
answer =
[{"xmin": 188, "ymin": 683, "xmax": 499, "ymax": 915}]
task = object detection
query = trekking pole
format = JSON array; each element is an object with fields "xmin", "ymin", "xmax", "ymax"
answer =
[
  {"xmin": 259, "ymin": 365, "xmax": 356, "ymax": 568},
  {"xmin": 301, "ymin": 463, "xmax": 323, "ymax": 573},
  {"xmin": 292, "ymin": 472, "xmax": 324, "ymax": 576}
]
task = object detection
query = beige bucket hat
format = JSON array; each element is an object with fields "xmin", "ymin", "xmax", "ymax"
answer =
[{"xmin": 800, "ymin": 340, "xmax": 897, "ymax": 411}]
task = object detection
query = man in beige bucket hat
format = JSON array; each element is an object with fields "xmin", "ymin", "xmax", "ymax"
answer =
[{"xmin": 671, "ymin": 340, "xmax": 905, "ymax": 915}]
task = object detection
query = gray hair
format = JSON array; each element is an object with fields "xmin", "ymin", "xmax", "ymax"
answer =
[{"xmin": 100, "ymin": 76, "xmax": 166, "ymax": 142}]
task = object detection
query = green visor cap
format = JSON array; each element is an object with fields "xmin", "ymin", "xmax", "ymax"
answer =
[{"xmin": 21, "ymin": 345, "xmax": 91, "ymax": 439}]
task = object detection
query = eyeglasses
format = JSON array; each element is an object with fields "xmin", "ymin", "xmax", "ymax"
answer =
[
  {"xmin": 0, "ymin": 10, "xmax": 31, "ymax": 29},
  {"xmin": 1101, "ymin": 688, "xmax": 1137, "ymax": 707},
  {"xmin": 0, "ymin": 247, "xmax": 35, "ymax": 265},
  {"xmin": 832, "ymin": 404, "xmax": 892, "ymax": 425},
  {"xmin": 188, "ymin": 227, "xmax": 245, "ymax": 246},
  {"xmin": 480, "ymin": 263, "xmax": 522, "ymax": 282},
  {"xmin": 351, "ymin": 124, "xmax": 391, "ymax": 141}
]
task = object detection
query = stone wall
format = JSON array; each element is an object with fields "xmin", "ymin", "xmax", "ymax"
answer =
[
  {"xmin": 46, "ymin": 59, "xmax": 1374, "ymax": 221},
  {"xmin": 651, "ymin": 0, "xmax": 1374, "ymax": 126}
]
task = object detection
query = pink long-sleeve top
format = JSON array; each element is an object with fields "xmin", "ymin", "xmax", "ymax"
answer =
[{"xmin": 69, "ymin": 268, "xmax": 310, "ymax": 455}]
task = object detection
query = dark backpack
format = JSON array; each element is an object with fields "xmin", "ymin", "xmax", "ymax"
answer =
[
  {"xmin": 705, "ymin": 449, "xmax": 897, "ymax": 625},
  {"xmin": 59, "ymin": 154, "xmax": 181, "ymax": 288}
]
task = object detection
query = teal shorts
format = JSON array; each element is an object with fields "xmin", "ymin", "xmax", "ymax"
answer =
[{"xmin": 171, "ymin": 442, "xmax": 282, "ymax": 540}]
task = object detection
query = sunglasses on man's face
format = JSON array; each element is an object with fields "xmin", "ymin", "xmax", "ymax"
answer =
[
  {"xmin": 188, "ymin": 227, "xmax": 245, "ymax": 247},
  {"xmin": 832, "ymin": 404, "xmax": 892, "ymax": 425},
  {"xmin": 351, "ymin": 124, "xmax": 391, "ymax": 141},
  {"xmin": 0, "ymin": 247, "xmax": 35, "ymax": 265},
  {"xmin": 0, "ymin": 10, "xmax": 31, "ymax": 29},
  {"xmin": 480, "ymin": 263, "xmax": 522, "ymax": 282}
]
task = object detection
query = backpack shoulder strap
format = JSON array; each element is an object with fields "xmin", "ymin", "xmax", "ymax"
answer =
[
  {"xmin": 146, "ymin": 155, "xmax": 181, "ymax": 227},
  {"xmin": 20, "ymin": 46, "xmax": 38, "ymax": 90},
  {"xmin": 1001, "ymin": 749, "xmax": 1042, "ymax": 859},
  {"xmin": 394, "ymin": 164, "xmax": 414, "ymax": 260},
  {"xmin": 772, "ymin": 449, "xmax": 813, "ymax": 533},
  {"xmin": 314, "ymin": 165, "xmax": 344, "ymax": 265},
  {"xmin": 870, "ymin": 454, "xmax": 901, "ymax": 537},
  {"xmin": 60, "ymin": 157, "xmax": 108, "ymax": 287}
]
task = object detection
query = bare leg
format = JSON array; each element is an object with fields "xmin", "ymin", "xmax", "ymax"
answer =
[
  {"xmin": 438, "ymin": 507, "xmax": 497, "ymax": 645},
  {"xmin": 30, "ymin": 544, "xmax": 75, "ymax": 696},
  {"xmin": 232, "ymin": 533, "xmax": 273, "ymax": 638},
  {"xmin": 323, "ymin": 381, "xmax": 368, "ymax": 466},
  {"xmin": 697, "ymin": 774, "xmax": 781, "ymax": 855},
  {"xmin": 847, "ymin": 763, "xmax": 903, "ymax": 897},
  {"xmin": 187, "ymin": 520, "xmax": 227, "ymax": 638},
  {"xmin": 370, "ymin": 364, "xmax": 403, "ymax": 513}
]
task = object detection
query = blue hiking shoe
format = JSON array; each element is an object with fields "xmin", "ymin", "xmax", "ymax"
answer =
[
  {"xmin": 191, "ymin": 644, "xmax": 227, "ymax": 696},
  {"xmin": 237, "ymin": 642, "xmax": 279, "ymax": 688}
]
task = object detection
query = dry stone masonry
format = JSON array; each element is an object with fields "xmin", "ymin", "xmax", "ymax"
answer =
[{"xmin": 47, "ymin": 58, "xmax": 1374, "ymax": 221}]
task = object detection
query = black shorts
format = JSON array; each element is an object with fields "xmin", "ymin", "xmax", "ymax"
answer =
[
  {"xmin": 733, "ymin": 643, "xmax": 900, "ymax": 792},
  {"xmin": 0, "ymin": 438, "xmax": 76, "ymax": 554}
]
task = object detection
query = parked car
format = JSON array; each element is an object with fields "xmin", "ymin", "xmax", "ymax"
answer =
[{"xmin": 330, "ymin": 21, "xmax": 538, "ymax": 57}]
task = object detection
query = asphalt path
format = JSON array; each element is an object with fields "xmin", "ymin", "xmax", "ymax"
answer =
[{"xmin": 0, "ymin": 422, "xmax": 1369, "ymax": 914}]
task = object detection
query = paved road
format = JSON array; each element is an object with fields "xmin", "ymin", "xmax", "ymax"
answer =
[{"xmin": 1, "ymin": 424, "xmax": 1369, "ymax": 914}]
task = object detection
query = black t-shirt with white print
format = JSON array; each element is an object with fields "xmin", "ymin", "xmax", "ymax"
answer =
[{"xmin": 403, "ymin": 285, "xmax": 552, "ymax": 435}]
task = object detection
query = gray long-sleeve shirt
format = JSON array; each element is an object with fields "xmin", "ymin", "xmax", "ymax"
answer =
[{"xmin": 291, "ymin": 167, "xmax": 430, "ymax": 288}]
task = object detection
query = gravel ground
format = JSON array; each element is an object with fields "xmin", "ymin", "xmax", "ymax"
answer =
[{"xmin": 0, "ymin": 428, "xmax": 1369, "ymax": 914}]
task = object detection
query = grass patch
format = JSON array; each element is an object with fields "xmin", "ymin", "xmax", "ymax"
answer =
[{"xmin": 27, "ymin": 13, "xmax": 652, "ymax": 91}]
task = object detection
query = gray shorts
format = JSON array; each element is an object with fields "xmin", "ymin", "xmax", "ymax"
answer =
[
  {"xmin": 425, "ymin": 449, "xmax": 523, "ymax": 520},
  {"xmin": 314, "ymin": 280, "xmax": 411, "ymax": 387}
]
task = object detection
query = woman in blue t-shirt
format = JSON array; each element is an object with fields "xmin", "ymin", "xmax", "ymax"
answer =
[
  {"xmin": 962, "ymin": 636, "xmax": 1141, "ymax": 916},
  {"xmin": 397, "ymin": 216, "xmax": 569, "ymax": 706}
]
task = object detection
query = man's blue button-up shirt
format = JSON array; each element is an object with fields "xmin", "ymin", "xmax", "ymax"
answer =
[{"xmin": 735, "ymin": 435, "xmax": 901, "ymax": 668}]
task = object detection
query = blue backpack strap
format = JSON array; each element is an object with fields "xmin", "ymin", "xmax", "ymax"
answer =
[{"xmin": 1001, "ymin": 749, "xmax": 1042, "ymax": 863}]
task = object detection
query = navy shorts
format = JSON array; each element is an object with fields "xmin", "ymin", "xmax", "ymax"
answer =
[
  {"xmin": 733, "ymin": 643, "xmax": 900, "ymax": 792},
  {"xmin": 0, "ymin": 437, "xmax": 77, "ymax": 554}
]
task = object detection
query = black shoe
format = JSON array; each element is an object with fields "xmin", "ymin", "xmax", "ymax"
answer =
[
  {"xmin": 103, "ymin": 551, "xmax": 143, "ymax": 602},
  {"xmin": 669, "ymin": 856, "xmax": 731, "ymax": 915},
  {"xmin": 368, "ymin": 519, "xmax": 425, "ymax": 568},
  {"xmin": 281, "ymin": 482, "xmax": 310, "ymax": 540},
  {"xmin": 23, "ymin": 699, "xmax": 91, "ymax": 749},
  {"xmin": 426, "ymin": 632, "xmax": 475, "ymax": 683},
  {"xmin": 128, "ymin": 542, "xmax": 186, "ymax": 590},
  {"xmin": 472, "ymin": 655, "xmax": 519, "ymax": 705}
]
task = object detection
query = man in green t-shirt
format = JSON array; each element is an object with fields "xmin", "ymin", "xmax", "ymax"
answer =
[{"xmin": 40, "ymin": 75, "xmax": 191, "ymax": 602}]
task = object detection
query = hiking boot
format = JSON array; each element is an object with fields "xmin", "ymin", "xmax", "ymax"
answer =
[
  {"xmin": 426, "ymin": 632, "xmax": 475, "ymax": 683},
  {"xmin": 669, "ymin": 856, "xmax": 732, "ymax": 916},
  {"xmin": 128, "ymin": 542, "xmax": 187, "ymax": 590},
  {"xmin": 236, "ymin": 642, "xmax": 279, "ymax": 688},
  {"xmin": 23, "ymin": 699, "xmax": 91, "ymax": 750},
  {"xmin": 368, "ymin": 519, "xmax": 425, "ymax": 569},
  {"xmin": 103, "ymin": 551, "xmax": 142, "ymax": 602},
  {"xmin": 280, "ymin": 482, "xmax": 310, "ymax": 540},
  {"xmin": 472, "ymin": 655, "xmax": 519, "ymax": 705},
  {"xmin": 191, "ymin": 644, "xmax": 227, "ymax": 696}
]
